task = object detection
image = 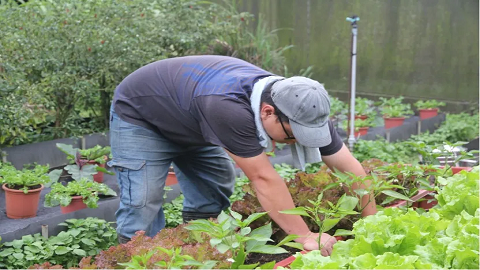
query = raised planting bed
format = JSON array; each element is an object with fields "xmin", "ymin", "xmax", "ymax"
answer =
[
  {"xmin": 276, "ymin": 166, "xmax": 479, "ymax": 269},
  {"xmin": 336, "ymin": 113, "xmax": 446, "ymax": 142},
  {"xmin": 274, "ymin": 168, "xmax": 479, "ymax": 269},
  {"xmin": 0, "ymin": 167, "xmax": 182, "ymax": 242}
]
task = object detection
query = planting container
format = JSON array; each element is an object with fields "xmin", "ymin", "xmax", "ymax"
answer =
[
  {"xmin": 84, "ymin": 155, "xmax": 108, "ymax": 183},
  {"xmin": 419, "ymin": 108, "xmax": 439, "ymax": 120},
  {"xmin": 60, "ymin": 195, "xmax": 87, "ymax": 214},
  {"xmin": 2, "ymin": 184, "xmax": 44, "ymax": 219},
  {"xmin": 166, "ymin": 171, "xmax": 178, "ymax": 186},
  {"xmin": 388, "ymin": 166, "xmax": 471, "ymax": 209},
  {"xmin": 354, "ymin": 115, "xmax": 368, "ymax": 120},
  {"xmin": 383, "ymin": 117, "xmax": 405, "ymax": 129}
]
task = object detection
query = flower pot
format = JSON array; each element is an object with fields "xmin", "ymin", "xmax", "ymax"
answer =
[
  {"xmin": 386, "ymin": 189, "xmax": 431, "ymax": 209},
  {"xmin": 419, "ymin": 108, "xmax": 438, "ymax": 120},
  {"xmin": 354, "ymin": 115, "xmax": 368, "ymax": 120},
  {"xmin": 387, "ymin": 166, "xmax": 472, "ymax": 210},
  {"xmin": 85, "ymin": 155, "xmax": 108, "ymax": 183},
  {"xmin": 60, "ymin": 195, "xmax": 87, "ymax": 214},
  {"xmin": 417, "ymin": 194, "xmax": 437, "ymax": 210},
  {"xmin": 166, "ymin": 171, "xmax": 178, "ymax": 186},
  {"xmin": 354, "ymin": 127, "xmax": 369, "ymax": 137},
  {"xmin": 383, "ymin": 117, "xmax": 405, "ymax": 129},
  {"xmin": 2, "ymin": 184, "xmax": 44, "ymax": 219}
]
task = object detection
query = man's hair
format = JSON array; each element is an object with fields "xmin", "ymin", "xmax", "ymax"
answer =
[{"xmin": 260, "ymin": 84, "xmax": 289, "ymax": 123}]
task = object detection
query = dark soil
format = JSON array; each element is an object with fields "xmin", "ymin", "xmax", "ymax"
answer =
[
  {"xmin": 5, "ymin": 184, "xmax": 42, "ymax": 190},
  {"xmin": 244, "ymin": 245, "xmax": 301, "ymax": 265}
]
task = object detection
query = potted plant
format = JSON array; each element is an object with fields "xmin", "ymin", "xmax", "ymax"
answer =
[
  {"xmin": 44, "ymin": 178, "xmax": 117, "ymax": 214},
  {"xmin": 343, "ymin": 119, "xmax": 373, "ymax": 137},
  {"xmin": 0, "ymin": 163, "xmax": 54, "ymax": 219},
  {"xmin": 166, "ymin": 166, "xmax": 178, "ymax": 186},
  {"xmin": 329, "ymin": 96, "xmax": 347, "ymax": 122},
  {"xmin": 354, "ymin": 97, "xmax": 375, "ymax": 120},
  {"xmin": 56, "ymin": 143, "xmax": 113, "ymax": 183},
  {"xmin": 380, "ymin": 97, "xmax": 413, "ymax": 129},
  {"xmin": 414, "ymin": 99, "xmax": 445, "ymax": 120}
]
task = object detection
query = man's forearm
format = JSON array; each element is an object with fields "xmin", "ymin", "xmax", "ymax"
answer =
[{"xmin": 251, "ymin": 174, "xmax": 311, "ymax": 237}]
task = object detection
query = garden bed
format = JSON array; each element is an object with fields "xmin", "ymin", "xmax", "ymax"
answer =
[{"xmin": 0, "ymin": 167, "xmax": 182, "ymax": 243}]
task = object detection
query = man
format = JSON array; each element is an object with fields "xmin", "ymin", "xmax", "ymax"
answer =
[{"xmin": 109, "ymin": 55, "xmax": 376, "ymax": 256}]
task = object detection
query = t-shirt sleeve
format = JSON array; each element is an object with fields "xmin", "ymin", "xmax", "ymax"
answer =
[
  {"xmin": 191, "ymin": 95, "xmax": 264, "ymax": 158},
  {"xmin": 319, "ymin": 120, "xmax": 344, "ymax": 156}
]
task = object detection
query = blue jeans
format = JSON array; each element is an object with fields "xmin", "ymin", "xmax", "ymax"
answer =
[{"xmin": 108, "ymin": 109, "xmax": 235, "ymax": 238}]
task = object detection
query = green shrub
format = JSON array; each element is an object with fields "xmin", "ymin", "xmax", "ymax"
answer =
[{"xmin": 0, "ymin": 0, "xmax": 238, "ymax": 145}]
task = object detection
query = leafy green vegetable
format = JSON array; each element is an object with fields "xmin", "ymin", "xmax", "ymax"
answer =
[
  {"xmin": 44, "ymin": 179, "xmax": 116, "ymax": 208},
  {"xmin": 0, "ymin": 163, "xmax": 52, "ymax": 193}
]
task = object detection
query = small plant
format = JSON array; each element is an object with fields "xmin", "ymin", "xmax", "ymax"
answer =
[
  {"xmin": 164, "ymin": 195, "xmax": 184, "ymax": 228},
  {"xmin": 329, "ymin": 96, "xmax": 347, "ymax": 119},
  {"xmin": 274, "ymin": 163, "xmax": 300, "ymax": 181},
  {"xmin": 0, "ymin": 218, "xmax": 117, "ymax": 269},
  {"xmin": 56, "ymin": 143, "xmax": 113, "ymax": 182},
  {"xmin": 119, "ymin": 247, "xmax": 217, "ymax": 269},
  {"xmin": 355, "ymin": 97, "xmax": 376, "ymax": 117},
  {"xmin": 0, "ymin": 163, "xmax": 53, "ymax": 193},
  {"xmin": 380, "ymin": 96, "xmax": 413, "ymax": 118},
  {"xmin": 56, "ymin": 143, "xmax": 110, "ymax": 164},
  {"xmin": 185, "ymin": 210, "xmax": 300, "ymax": 269},
  {"xmin": 342, "ymin": 119, "xmax": 374, "ymax": 132},
  {"xmin": 331, "ymin": 171, "xmax": 413, "ymax": 207},
  {"xmin": 280, "ymin": 193, "xmax": 360, "ymax": 249},
  {"xmin": 414, "ymin": 100, "xmax": 445, "ymax": 110},
  {"xmin": 44, "ymin": 179, "xmax": 116, "ymax": 209}
]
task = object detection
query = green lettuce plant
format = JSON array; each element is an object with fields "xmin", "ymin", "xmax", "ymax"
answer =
[
  {"xmin": 379, "ymin": 96, "xmax": 413, "ymax": 118},
  {"xmin": 342, "ymin": 119, "xmax": 374, "ymax": 132},
  {"xmin": 0, "ymin": 163, "xmax": 54, "ymax": 193},
  {"xmin": 414, "ymin": 100, "xmax": 445, "ymax": 110},
  {"xmin": 288, "ymin": 167, "xmax": 480, "ymax": 269},
  {"xmin": 44, "ymin": 179, "xmax": 116, "ymax": 208},
  {"xmin": 185, "ymin": 210, "xmax": 300, "ymax": 269},
  {"xmin": 354, "ymin": 97, "xmax": 376, "ymax": 117}
]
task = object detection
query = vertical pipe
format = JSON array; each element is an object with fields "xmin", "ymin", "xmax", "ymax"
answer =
[{"xmin": 347, "ymin": 16, "xmax": 359, "ymax": 151}]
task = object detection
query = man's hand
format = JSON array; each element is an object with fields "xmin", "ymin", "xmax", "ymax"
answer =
[{"xmin": 296, "ymin": 232, "xmax": 337, "ymax": 256}]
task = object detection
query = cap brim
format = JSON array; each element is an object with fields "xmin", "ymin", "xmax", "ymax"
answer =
[{"xmin": 290, "ymin": 121, "xmax": 332, "ymax": 148}]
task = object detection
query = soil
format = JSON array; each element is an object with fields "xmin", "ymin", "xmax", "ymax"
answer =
[
  {"xmin": 5, "ymin": 184, "xmax": 42, "ymax": 190},
  {"xmin": 244, "ymin": 245, "xmax": 301, "ymax": 265}
]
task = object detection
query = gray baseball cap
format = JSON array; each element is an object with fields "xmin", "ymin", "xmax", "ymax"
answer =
[{"xmin": 271, "ymin": 76, "xmax": 331, "ymax": 148}]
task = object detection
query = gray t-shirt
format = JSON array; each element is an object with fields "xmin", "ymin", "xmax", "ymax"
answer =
[{"xmin": 113, "ymin": 55, "xmax": 343, "ymax": 157}]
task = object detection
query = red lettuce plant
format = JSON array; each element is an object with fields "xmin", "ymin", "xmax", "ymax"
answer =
[{"xmin": 82, "ymin": 224, "xmax": 231, "ymax": 269}]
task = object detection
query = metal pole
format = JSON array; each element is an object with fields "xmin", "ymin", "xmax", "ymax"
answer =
[{"xmin": 347, "ymin": 16, "xmax": 360, "ymax": 151}]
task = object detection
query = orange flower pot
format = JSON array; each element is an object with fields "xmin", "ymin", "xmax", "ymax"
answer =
[
  {"xmin": 348, "ymin": 127, "xmax": 369, "ymax": 137},
  {"xmin": 166, "ymin": 171, "xmax": 178, "ymax": 186},
  {"xmin": 84, "ymin": 155, "xmax": 108, "ymax": 183},
  {"xmin": 383, "ymin": 117, "xmax": 405, "ymax": 129},
  {"xmin": 60, "ymin": 195, "xmax": 87, "ymax": 214},
  {"xmin": 419, "ymin": 108, "xmax": 438, "ymax": 120},
  {"xmin": 354, "ymin": 115, "xmax": 368, "ymax": 120},
  {"xmin": 2, "ymin": 184, "xmax": 43, "ymax": 219}
]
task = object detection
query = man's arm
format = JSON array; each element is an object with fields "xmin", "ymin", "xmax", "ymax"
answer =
[
  {"xmin": 321, "ymin": 144, "xmax": 377, "ymax": 216},
  {"xmin": 227, "ymin": 150, "xmax": 336, "ymax": 255}
]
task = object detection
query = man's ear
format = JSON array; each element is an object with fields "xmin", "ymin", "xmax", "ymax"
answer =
[{"xmin": 260, "ymin": 103, "xmax": 275, "ymax": 119}]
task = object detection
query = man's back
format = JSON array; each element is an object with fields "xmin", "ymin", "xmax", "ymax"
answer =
[{"xmin": 112, "ymin": 55, "xmax": 272, "ymax": 156}]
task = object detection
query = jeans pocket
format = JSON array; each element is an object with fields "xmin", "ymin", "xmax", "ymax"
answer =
[{"xmin": 111, "ymin": 159, "xmax": 147, "ymax": 208}]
